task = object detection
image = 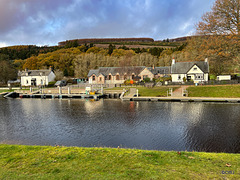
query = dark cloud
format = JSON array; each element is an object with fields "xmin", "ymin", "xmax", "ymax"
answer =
[{"xmin": 0, "ymin": 0, "xmax": 215, "ymax": 47}]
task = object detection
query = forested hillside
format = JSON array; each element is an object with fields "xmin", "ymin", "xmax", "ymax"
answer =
[{"xmin": 18, "ymin": 43, "xmax": 185, "ymax": 78}]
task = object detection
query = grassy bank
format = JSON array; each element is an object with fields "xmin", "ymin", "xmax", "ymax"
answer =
[
  {"xmin": 0, "ymin": 144, "xmax": 239, "ymax": 179},
  {"xmin": 187, "ymin": 85, "xmax": 240, "ymax": 98},
  {"xmin": 0, "ymin": 89, "xmax": 14, "ymax": 93},
  {"xmin": 106, "ymin": 87, "xmax": 178, "ymax": 97}
]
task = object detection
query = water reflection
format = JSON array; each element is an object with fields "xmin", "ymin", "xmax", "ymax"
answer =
[
  {"xmin": 185, "ymin": 103, "xmax": 240, "ymax": 153},
  {"xmin": 0, "ymin": 99, "xmax": 240, "ymax": 153}
]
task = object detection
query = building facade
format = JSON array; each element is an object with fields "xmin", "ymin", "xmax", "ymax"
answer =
[
  {"xmin": 171, "ymin": 58, "xmax": 209, "ymax": 83},
  {"xmin": 88, "ymin": 66, "xmax": 170, "ymax": 84},
  {"xmin": 19, "ymin": 69, "xmax": 56, "ymax": 87}
]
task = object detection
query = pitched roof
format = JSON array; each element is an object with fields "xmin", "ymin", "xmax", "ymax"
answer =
[
  {"xmin": 171, "ymin": 61, "xmax": 209, "ymax": 74},
  {"xmin": 87, "ymin": 66, "xmax": 146, "ymax": 77},
  {"xmin": 147, "ymin": 66, "xmax": 171, "ymax": 75},
  {"xmin": 19, "ymin": 70, "xmax": 53, "ymax": 76}
]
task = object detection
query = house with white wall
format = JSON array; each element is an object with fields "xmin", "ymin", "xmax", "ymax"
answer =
[
  {"xmin": 171, "ymin": 58, "xmax": 209, "ymax": 83},
  {"xmin": 19, "ymin": 68, "xmax": 56, "ymax": 87}
]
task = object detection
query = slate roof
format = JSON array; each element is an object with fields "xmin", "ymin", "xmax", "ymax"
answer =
[
  {"xmin": 171, "ymin": 61, "xmax": 209, "ymax": 74},
  {"xmin": 88, "ymin": 66, "xmax": 146, "ymax": 77},
  {"xmin": 19, "ymin": 70, "xmax": 52, "ymax": 77},
  {"xmin": 147, "ymin": 66, "xmax": 170, "ymax": 75}
]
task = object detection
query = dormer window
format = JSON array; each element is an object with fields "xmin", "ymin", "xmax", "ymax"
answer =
[
  {"xmin": 116, "ymin": 75, "xmax": 120, "ymax": 80},
  {"xmin": 92, "ymin": 75, "xmax": 95, "ymax": 81}
]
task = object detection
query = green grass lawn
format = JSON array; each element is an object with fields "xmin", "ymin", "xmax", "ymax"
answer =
[
  {"xmin": 187, "ymin": 85, "xmax": 240, "ymax": 98},
  {"xmin": 0, "ymin": 144, "xmax": 239, "ymax": 179},
  {"xmin": 105, "ymin": 86, "xmax": 178, "ymax": 97},
  {"xmin": 0, "ymin": 89, "xmax": 14, "ymax": 93}
]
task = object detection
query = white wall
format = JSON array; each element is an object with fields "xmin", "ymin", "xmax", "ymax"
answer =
[
  {"xmin": 171, "ymin": 74, "xmax": 186, "ymax": 82},
  {"xmin": 217, "ymin": 75, "xmax": 231, "ymax": 81},
  {"xmin": 187, "ymin": 65, "xmax": 204, "ymax": 74},
  {"xmin": 21, "ymin": 71, "xmax": 56, "ymax": 86}
]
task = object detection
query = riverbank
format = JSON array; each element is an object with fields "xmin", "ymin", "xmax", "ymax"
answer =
[
  {"xmin": 187, "ymin": 85, "xmax": 240, "ymax": 98},
  {"xmin": 0, "ymin": 144, "xmax": 239, "ymax": 179}
]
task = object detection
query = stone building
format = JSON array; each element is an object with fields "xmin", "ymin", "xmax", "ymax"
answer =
[{"xmin": 88, "ymin": 66, "xmax": 170, "ymax": 84}]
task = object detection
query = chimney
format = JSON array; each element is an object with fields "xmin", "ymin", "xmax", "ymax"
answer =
[
  {"xmin": 25, "ymin": 68, "xmax": 28, "ymax": 72},
  {"xmin": 152, "ymin": 64, "xmax": 155, "ymax": 70},
  {"xmin": 205, "ymin": 58, "xmax": 208, "ymax": 63},
  {"xmin": 49, "ymin": 66, "xmax": 52, "ymax": 71},
  {"xmin": 172, "ymin": 57, "xmax": 175, "ymax": 65}
]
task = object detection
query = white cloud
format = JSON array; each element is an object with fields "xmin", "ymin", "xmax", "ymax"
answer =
[
  {"xmin": 0, "ymin": 42, "xmax": 8, "ymax": 48},
  {"xmin": 0, "ymin": 0, "xmax": 216, "ymax": 46}
]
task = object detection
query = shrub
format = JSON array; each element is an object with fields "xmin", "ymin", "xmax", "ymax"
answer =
[
  {"xmin": 143, "ymin": 77, "xmax": 151, "ymax": 82},
  {"xmin": 124, "ymin": 79, "xmax": 136, "ymax": 85}
]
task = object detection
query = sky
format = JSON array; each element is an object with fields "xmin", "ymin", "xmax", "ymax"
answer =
[{"xmin": 0, "ymin": 0, "xmax": 216, "ymax": 47}]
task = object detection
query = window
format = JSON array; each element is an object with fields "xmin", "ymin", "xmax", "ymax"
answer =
[
  {"xmin": 109, "ymin": 75, "xmax": 112, "ymax": 80},
  {"xmin": 92, "ymin": 76, "xmax": 95, "ymax": 81},
  {"xmin": 116, "ymin": 75, "xmax": 120, "ymax": 80},
  {"xmin": 99, "ymin": 77, "xmax": 102, "ymax": 81},
  {"xmin": 124, "ymin": 75, "xmax": 127, "ymax": 80},
  {"xmin": 178, "ymin": 75, "xmax": 181, "ymax": 80},
  {"xmin": 132, "ymin": 75, "xmax": 134, "ymax": 79},
  {"xmin": 26, "ymin": 80, "xmax": 28, "ymax": 84}
]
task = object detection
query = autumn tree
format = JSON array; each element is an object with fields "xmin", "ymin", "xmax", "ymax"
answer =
[
  {"xmin": 197, "ymin": 0, "xmax": 240, "ymax": 35},
  {"xmin": 0, "ymin": 61, "xmax": 17, "ymax": 84},
  {"xmin": 191, "ymin": 0, "xmax": 240, "ymax": 75}
]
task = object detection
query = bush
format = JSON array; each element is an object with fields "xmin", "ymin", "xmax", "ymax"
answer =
[
  {"xmin": 156, "ymin": 76, "xmax": 172, "ymax": 82},
  {"xmin": 47, "ymin": 81, "xmax": 56, "ymax": 87},
  {"xmin": 124, "ymin": 79, "xmax": 136, "ymax": 85},
  {"xmin": 143, "ymin": 77, "xmax": 151, "ymax": 82}
]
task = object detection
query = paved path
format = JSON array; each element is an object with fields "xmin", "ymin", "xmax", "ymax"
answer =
[
  {"xmin": 124, "ymin": 88, "xmax": 137, "ymax": 98},
  {"xmin": 172, "ymin": 86, "xmax": 189, "ymax": 97}
]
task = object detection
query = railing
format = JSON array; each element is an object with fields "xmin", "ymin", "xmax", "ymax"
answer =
[{"xmin": 167, "ymin": 88, "xmax": 173, "ymax": 97}]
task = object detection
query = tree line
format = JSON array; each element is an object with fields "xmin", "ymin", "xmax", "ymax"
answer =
[{"xmin": 0, "ymin": 0, "xmax": 239, "ymax": 84}]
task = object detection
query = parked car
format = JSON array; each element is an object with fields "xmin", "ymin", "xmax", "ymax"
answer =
[{"xmin": 55, "ymin": 80, "xmax": 67, "ymax": 87}]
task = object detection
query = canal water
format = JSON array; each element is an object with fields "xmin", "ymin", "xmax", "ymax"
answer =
[{"xmin": 0, "ymin": 99, "xmax": 240, "ymax": 153}]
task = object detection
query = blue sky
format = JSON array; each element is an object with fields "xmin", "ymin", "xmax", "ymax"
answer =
[{"xmin": 0, "ymin": 0, "xmax": 215, "ymax": 47}]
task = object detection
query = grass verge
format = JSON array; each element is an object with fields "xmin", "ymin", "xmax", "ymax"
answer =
[
  {"xmin": 0, "ymin": 89, "xmax": 14, "ymax": 93},
  {"xmin": 187, "ymin": 85, "xmax": 240, "ymax": 98},
  {"xmin": 0, "ymin": 144, "xmax": 239, "ymax": 179}
]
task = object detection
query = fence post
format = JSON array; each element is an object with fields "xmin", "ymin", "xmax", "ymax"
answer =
[{"xmin": 59, "ymin": 87, "xmax": 62, "ymax": 94}]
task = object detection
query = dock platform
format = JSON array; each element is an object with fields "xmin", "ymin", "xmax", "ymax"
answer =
[
  {"xmin": 122, "ymin": 96, "xmax": 240, "ymax": 103},
  {"xmin": 19, "ymin": 93, "xmax": 103, "ymax": 100}
]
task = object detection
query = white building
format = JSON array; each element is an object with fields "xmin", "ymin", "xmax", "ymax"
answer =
[
  {"xmin": 171, "ymin": 58, "xmax": 209, "ymax": 83},
  {"xmin": 19, "ymin": 68, "xmax": 56, "ymax": 87},
  {"xmin": 217, "ymin": 75, "xmax": 231, "ymax": 81}
]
